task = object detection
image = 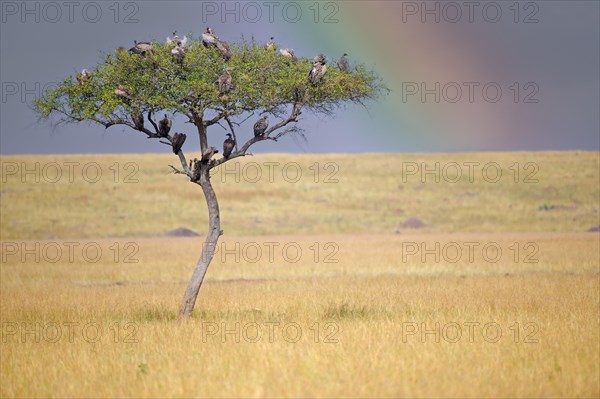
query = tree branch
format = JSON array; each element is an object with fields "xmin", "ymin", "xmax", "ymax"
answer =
[
  {"xmin": 210, "ymin": 101, "xmax": 304, "ymax": 169},
  {"xmin": 205, "ymin": 111, "xmax": 225, "ymax": 127},
  {"xmin": 53, "ymin": 108, "xmax": 192, "ymax": 176},
  {"xmin": 176, "ymin": 148, "xmax": 192, "ymax": 177},
  {"xmin": 147, "ymin": 110, "xmax": 160, "ymax": 133},
  {"xmin": 189, "ymin": 108, "xmax": 209, "ymax": 154},
  {"xmin": 126, "ymin": 121, "xmax": 161, "ymax": 139},
  {"xmin": 168, "ymin": 165, "xmax": 187, "ymax": 175}
]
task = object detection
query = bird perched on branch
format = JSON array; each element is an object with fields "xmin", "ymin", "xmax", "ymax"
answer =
[
  {"xmin": 254, "ymin": 116, "xmax": 269, "ymax": 137},
  {"xmin": 309, "ymin": 54, "xmax": 328, "ymax": 84},
  {"xmin": 166, "ymin": 30, "xmax": 189, "ymax": 63},
  {"xmin": 202, "ymin": 27, "xmax": 217, "ymax": 47},
  {"xmin": 166, "ymin": 30, "xmax": 188, "ymax": 47},
  {"xmin": 309, "ymin": 62, "xmax": 327, "ymax": 84},
  {"xmin": 313, "ymin": 54, "xmax": 327, "ymax": 65},
  {"xmin": 201, "ymin": 26, "xmax": 230, "ymax": 60},
  {"xmin": 172, "ymin": 133, "xmax": 187, "ymax": 154},
  {"xmin": 190, "ymin": 159, "xmax": 201, "ymax": 182},
  {"xmin": 337, "ymin": 53, "xmax": 350, "ymax": 73},
  {"xmin": 216, "ymin": 40, "xmax": 232, "ymax": 61},
  {"xmin": 77, "ymin": 69, "xmax": 91, "ymax": 85},
  {"xmin": 223, "ymin": 133, "xmax": 235, "ymax": 158},
  {"xmin": 129, "ymin": 40, "xmax": 154, "ymax": 55},
  {"xmin": 171, "ymin": 46, "xmax": 187, "ymax": 63},
  {"xmin": 266, "ymin": 37, "xmax": 275, "ymax": 51},
  {"xmin": 279, "ymin": 48, "xmax": 297, "ymax": 62},
  {"xmin": 217, "ymin": 67, "xmax": 233, "ymax": 94},
  {"xmin": 159, "ymin": 114, "xmax": 172, "ymax": 137},
  {"xmin": 114, "ymin": 85, "xmax": 131, "ymax": 101}
]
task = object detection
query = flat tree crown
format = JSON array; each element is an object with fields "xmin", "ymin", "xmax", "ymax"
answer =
[{"xmin": 35, "ymin": 37, "xmax": 386, "ymax": 128}]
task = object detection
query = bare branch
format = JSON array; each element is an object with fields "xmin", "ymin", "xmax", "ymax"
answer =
[
  {"xmin": 126, "ymin": 122, "xmax": 161, "ymax": 139},
  {"xmin": 168, "ymin": 165, "xmax": 187, "ymax": 175},
  {"xmin": 147, "ymin": 110, "xmax": 160, "ymax": 133},
  {"xmin": 273, "ymin": 125, "xmax": 303, "ymax": 140},
  {"xmin": 210, "ymin": 101, "xmax": 304, "ymax": 169},
  {"xmin": 205, "ymin": 111, "xmax": 225, "ymax": 127},
  {"xmin": 52, "ymin": 109, "xmax": 117, "ymax": 129},
  {"xmin": 176, "ymin": 149, "xmax": 192, "ymax": 176},
  {"xmin": 231, "ymin": 112, "xmax": 255, "ymax": 126},
  {"xmin": 215, "ymin": 121, "xmax": 228, "ymax": 131}
]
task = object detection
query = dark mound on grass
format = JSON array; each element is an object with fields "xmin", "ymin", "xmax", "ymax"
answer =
[
  {"xmin": 395, "ymin": 217, "xmax": 427, "ymax": 234},
  {"xmin": 165, "ymin": 227, "xmax": 200, "ymax": 237},
  {"xmin": 399, "ymin": 217, "xmax": 426, "ymax": 229}
]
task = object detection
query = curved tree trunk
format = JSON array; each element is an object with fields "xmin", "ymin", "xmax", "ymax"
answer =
[{"xmin": 179, "ymin": 164, "xmax": 221, "ymax": 318}]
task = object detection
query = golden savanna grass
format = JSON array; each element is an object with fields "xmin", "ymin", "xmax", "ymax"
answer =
[{"xmin": 0, "ymin": 152, "xmax": 599, "ymax": 397}]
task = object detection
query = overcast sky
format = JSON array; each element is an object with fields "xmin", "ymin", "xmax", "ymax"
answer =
[{"xmin": 0, "ymin": 0, "xmax": 598, "ymax": 154}]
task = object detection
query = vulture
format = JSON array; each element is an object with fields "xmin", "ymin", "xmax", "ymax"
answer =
[
  {"xmin": 253, "ymin": 116, "xmax": 269, "ymax": 137},
  {"xmin": 77, "ymin": 69, "xmax": 91, "ymax": 85},
  {"xmin": 172, "ymin": 132, "xmax": 187, "ymax": 154},
  {"xmin": 158, "ymin": 114, "xmax": 172, "ymax": 136},
  {"xmin": 129, "ymin": 40, "xmax": 154, "ymax": 55},
  {"xmin": 308, "ymin": 62, "xmax": 327, "ymax": 84},
  {"xmin": 309, "ymin": 55, "xmax": 328, "ymax": 84},
  {"xmin": 166, "ymin": 31, "xmax": 188, "ymax": 47},
  {"xmin": 114, "ymin": 85, "xmax": 131, "ymax": 100},
  {"xmin": 202, "ymin": 27, "xmax": 217, "ymax": 47},
  {"xmin": 223, "ymin": 133, "xmax": 235, "ymax": 158},
  {"xmin": 279, "ymin": 48, "xmax": 297, "ymax": 62},
  {"xmin": 190, "ymin": 158, "xmax": 201, "ymax": 181},
  {"xmin": 171, "ymin": 46, "xmax": 187, "ymax": 63},
  {"xmin": 266, "ymin": 37, "xmax": 275, "ymax": 51},
  {"xmin": 216, "ymin": 40, "xmax": 232, "ymax": 61},
  {"xmin": 132, "ymin": 110, "xmax": 144, "ymax": 130},
  {"xmin": 217, "ymin": 68, "xmax": 233, "ymax": 94},
  {"xmin": 337, "ymin": 53, "xmax": 350, "ymax": 73},
  {"xmin": 313, "ymin": 53, "xmax": 327, "ymax": 65}
]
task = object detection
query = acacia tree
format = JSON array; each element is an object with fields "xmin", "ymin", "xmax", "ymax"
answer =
[{"xmin": 35, "ymin": 34, "xmax": 386, "ymax": 318}]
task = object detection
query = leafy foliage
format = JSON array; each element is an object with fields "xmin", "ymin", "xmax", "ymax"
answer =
[{"xmin": 34, "ymin": 37, "xmax": 387, "ymax": 131}]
